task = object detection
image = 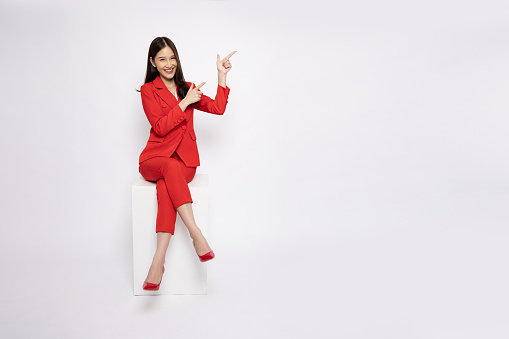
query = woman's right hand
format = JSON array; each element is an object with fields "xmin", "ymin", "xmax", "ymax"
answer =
[{"xmin": 184, "ymin": 82, "xmax": 206, "ymax": 105}]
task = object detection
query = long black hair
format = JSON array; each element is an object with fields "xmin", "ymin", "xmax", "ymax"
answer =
[{"xmin": 136, "ymin": 37, "xmax": 190, "ymax": 100}]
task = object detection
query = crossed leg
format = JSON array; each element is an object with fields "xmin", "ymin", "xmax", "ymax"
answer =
[{"xmin": 139, "ymin": 152, "xmax": 213, "ymax": 285}]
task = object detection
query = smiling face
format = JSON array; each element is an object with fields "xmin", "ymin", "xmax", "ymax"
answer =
[{"xmin": 150, "ymin": 46, "xmax": 178, "ymax": 83}]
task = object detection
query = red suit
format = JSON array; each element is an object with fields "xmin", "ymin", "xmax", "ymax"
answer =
[{"xmin": 138, "ymin": 75, "xmax": 230, "ymax": 234}]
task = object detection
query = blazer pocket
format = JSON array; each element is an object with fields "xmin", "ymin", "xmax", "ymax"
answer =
[
  {"xmin": 148, "ymin": 133, "xmax": 164, "ymax": 143},
  {"xmin": 190, "ymin": 130, "xmax": 197, "ymax": 141}
]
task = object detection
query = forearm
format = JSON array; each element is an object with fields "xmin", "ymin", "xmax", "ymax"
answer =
[
  {"xmin": 152, "ymin": 105, "xmax": 190, "ymax": 136},
  {"xmin": 178, "ymin": 99, "xmax": 190, "ymax": 112},
  {"xmin": 218, "ymin": 72, "xmax": 227, "ymax": 88}
]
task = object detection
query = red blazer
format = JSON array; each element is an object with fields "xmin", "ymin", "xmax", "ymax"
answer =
[{"xmin": 138, "ymin": 75, "xmax": 230, "ymax": 166}]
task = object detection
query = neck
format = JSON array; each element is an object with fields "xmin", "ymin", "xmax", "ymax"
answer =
[{"xmin": 160, "ymin": 76, "xmax": 176, "ymax": 89}]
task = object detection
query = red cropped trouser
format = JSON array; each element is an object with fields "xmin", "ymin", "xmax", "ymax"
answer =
[{"xmin": 138, "ymin": 152, "xmax": 197, "ymax": 234}]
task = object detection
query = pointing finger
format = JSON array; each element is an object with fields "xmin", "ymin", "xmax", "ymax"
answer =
[
  {"xmin": 224, "ymin": 51, "xmax": 236, "ymax": 60},
  {"xmin": 196, "ymin": 81, "xmax": 206, "ymax": 89}
]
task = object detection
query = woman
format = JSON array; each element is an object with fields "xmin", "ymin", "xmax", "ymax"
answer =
[{"xmin": 136, "ymin": 37, "xmax": 235, "ymax": 291}]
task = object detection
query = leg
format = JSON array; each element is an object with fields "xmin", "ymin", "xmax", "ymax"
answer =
[
  {"xmin": 139, "ymin": 155, "xmax": 189, "ymax": 285},
  {"xmin": 138, "ymin": 154, "xmax": 201, "ymax": 284},
  {"xmin": 170, "ymin": 156, "xmax": 213, "ymax": 257},
  {"xmin": 142, "ymin": 179, "xmax": 177, "ymax": 285},
  {"xmin": 139, "ymin": 155, "xmax": 195, "ymax": 224},
  {"xmin": 177, "ymin": 202, "xmax": 213, "ymax": 257},
  {"xmin": 156, "ymin": 178, "xmax": 177, "ymax": 234},
  {"xmin": 144, "ymin": 231, "xmax": 171, "ymax": 285},
  {"xmin": 153, "ymin": 152, "xmax": 213, "ymax": 258}
]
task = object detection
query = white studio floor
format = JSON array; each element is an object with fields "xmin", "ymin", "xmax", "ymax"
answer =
[{"xmin": 2, "ymin": 194, "xmax": 509, "ymax": 339}]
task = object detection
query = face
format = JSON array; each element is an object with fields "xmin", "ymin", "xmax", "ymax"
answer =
[{"xmin": 150, "ymin": 46, "xmax": 178, "ymax": 81}]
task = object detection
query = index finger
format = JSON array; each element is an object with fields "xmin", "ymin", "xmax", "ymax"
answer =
[
  {"xmin": 224, "ymin": 51, "xmax": 237, "ymax": 60},
  {"xmin": 196, "ymin": 81, "xmax": 206, "ymax": 89}
]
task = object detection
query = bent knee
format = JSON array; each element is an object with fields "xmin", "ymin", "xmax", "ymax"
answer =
[{"xmin": 160, "ymin": 158, "xmax": 181, "ymax": 172}]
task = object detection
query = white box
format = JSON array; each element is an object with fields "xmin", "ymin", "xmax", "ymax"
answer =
[{"xmin": 132, "ymin": 174, "xmax": 209, "ymax": 295}]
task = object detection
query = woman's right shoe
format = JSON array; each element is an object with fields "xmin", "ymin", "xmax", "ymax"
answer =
[
  {"xmin": 143, "ymin": 266, "xmax": 165, "ymax": 291},
  {"xmin": 193, "ymin": 239, "xmax": 215, "ymax": 262},
  {"xmin": 198, "ymin": 250, "xmax": 215, "ymax": 262}
]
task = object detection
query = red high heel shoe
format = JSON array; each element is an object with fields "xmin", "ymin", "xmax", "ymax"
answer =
[
  {"xmin": 143, "ymin": 266, "xmax": 165, "ymax": 291},
  {"xmin": 193, "ymin": 240, "xmax": 215, "ymax": 262},
  {"xmin": 199, "ymin": 250, "xmax": 215, "ymax": 262}
]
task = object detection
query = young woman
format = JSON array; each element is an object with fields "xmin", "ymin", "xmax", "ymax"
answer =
[{"xmin": 137, "ymin": 37, "xmax": 235, "ymax": 291}]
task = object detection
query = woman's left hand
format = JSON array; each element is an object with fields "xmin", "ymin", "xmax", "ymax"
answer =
[{"xmin": 217, "ymin": 51, "xmax": 236, "ymax": 74}]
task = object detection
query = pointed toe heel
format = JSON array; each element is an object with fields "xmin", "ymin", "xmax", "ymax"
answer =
[
  {"xmin": 143, "ymin": 266, "xmax": 165, "ymax": 291},
  {"xmin": 199, "ymin": 250, "xmax": 215, "ymax": 262},
  {"xmin": 193, "ymin": 239, "xmax": 215, "ymax": 262}
]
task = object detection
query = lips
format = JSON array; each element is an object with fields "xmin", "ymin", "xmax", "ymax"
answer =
[{"xmin": 164, "ymin": 68, "xmax": 174, "ymax": 74}]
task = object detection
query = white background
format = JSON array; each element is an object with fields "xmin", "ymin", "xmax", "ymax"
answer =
[{"xmin": 1, "ymin": 0, "xmax": 509, "ymax": 338}]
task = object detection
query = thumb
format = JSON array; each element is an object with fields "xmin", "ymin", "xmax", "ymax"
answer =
[{"xmin": 217, "ymin": 54, "xmax": 220, "ymax": 62}]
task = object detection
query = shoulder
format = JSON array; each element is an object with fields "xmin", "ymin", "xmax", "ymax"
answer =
[
  {"xmin": 141, "ymin": 82, "xmax": 154, "ymax": 91},
  {"xmin": 140, "ymin": 82, "xmax": 157, "ymax": 95}
]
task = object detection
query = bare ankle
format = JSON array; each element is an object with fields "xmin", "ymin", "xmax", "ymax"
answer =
[
  {"xmin": 189, "ymin": 228, "xmax": 203, "ymax": 240},
  {"xmin": 152, "ymin": 256, "xmax": 165, "ymax": 266}
]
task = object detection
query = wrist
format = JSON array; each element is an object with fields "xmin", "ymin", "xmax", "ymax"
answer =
[
  {"xmin": 179, "ymin": 99, "xmax": 189, "ymax": 111},
  {"xmin": 218, "ymin": 73, "xmax": 227, "ymax": 87}
]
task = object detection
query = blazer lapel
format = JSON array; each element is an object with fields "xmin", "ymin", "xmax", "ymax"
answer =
[{"xmin": 153, "ymin": 75, "xmax": 178, "ymax": 107}]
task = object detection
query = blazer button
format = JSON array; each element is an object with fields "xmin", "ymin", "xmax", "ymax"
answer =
[{"xmin": 182, "ymin": 125, "xmax": 186, "ymax": 130}]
